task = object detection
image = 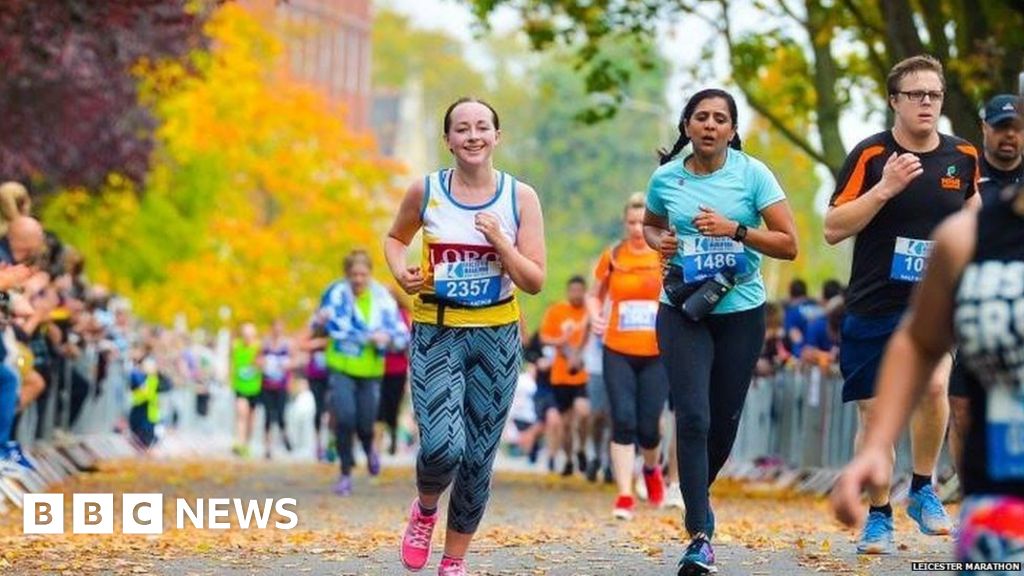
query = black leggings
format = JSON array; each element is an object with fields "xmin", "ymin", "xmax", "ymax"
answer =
[
  {"xmin": 657, "ymin": 303, "xmax": 765, "ymax": 536},
  {"xmin": 602, "ymin": 347, "xmax": 669, "ymax": 449},
  {"xmin": 262, "ymin": 388, "xmax": 288, "ymax": 433},
  {"xmin": 377, "ymin": 371, "xmax": 407, "ymax": 429},
  {"xmin": 309, "ymin": 376, "xmax": 329, "ymax": 433}
]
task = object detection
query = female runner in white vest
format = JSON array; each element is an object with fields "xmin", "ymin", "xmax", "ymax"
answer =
[{"xmin": 385, "ymin": 98, "xmax": 546, "ymax": 576}]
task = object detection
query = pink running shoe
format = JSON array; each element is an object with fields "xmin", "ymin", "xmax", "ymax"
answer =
[
  {"xmin": 437, "ymin": 555, "xmax": 467, "ymax": 576},
  {"xmin": 400, "ymin": 499, "xmax": 438, "ymax": 571}
]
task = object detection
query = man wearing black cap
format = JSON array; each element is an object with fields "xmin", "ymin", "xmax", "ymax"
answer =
[{"xmin": 978, "ymin": 94, "xmax": 1023, "ymax": 205}]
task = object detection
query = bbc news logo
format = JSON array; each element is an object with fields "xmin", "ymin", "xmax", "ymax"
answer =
[{"xmin": 23, "ymin": 494, "xmax": 299, "ymax": 534}]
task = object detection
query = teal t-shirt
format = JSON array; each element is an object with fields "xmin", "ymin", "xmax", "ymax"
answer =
[
  {"xmin": 325, "ymin": 289, "xmax": 386, "ymax": 378},
  {"xmin": 646, "ymin": 149, "xmax": 786, "ymax": 314}
]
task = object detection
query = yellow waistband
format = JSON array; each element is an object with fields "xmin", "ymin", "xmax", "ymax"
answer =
[{"xmin": 412, "ymin": 295, "xmax": 520, "ymax": 327}]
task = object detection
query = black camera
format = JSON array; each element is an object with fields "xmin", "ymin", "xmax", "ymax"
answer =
[
  {"xmin": 662, "ymin": 265, "xmax": 695, "ymax": 307},
  {"xmin": 663, "ymin": 265, "xmax": 734, "ymax": 322},
  {"xmin": 680, "ymin": 271, "xmax": 734, "ymax": 322}
]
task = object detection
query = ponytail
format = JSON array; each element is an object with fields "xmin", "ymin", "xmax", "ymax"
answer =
[
  {"xmin": 658, "ymin": 134, "xmax": 690, "ymax": 166},
  {"xmin": 730, "ymin": 133, "xmax": 743, "ymax": 151}
]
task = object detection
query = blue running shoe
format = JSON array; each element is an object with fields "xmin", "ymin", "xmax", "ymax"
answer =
[
  {"xmin": 4, "ymin": 441, "xmax": 36, "ymax": 471},
  {"xmin": 907, "ymin": 484, "xmax": 953, "ymax": 535},
  {"xmin": 677, "ymin": 535, "xmax": 717, "ymax": 575},
  {"xmin": 857, "ymin": 510, "xmax": 895, "ymax": 554}
]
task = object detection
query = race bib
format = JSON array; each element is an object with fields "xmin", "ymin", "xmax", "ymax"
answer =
[
  {"xmin": 617, "ymin": 300, "xmax": 658, "ymax": 332},
  {"xmin": 681, "ymin": 236, "xmax": 747, "ymax": 283},
  {"xmin": 890, "ymin": 237, "xmax": 933, "ymax": 282},
  {"xmin": 987, "ymin": 385, "xmax": 1024, "ymax": 481},
  {"xmin": 237, "ymin": 366, "xmax": 256, "ymax": 380},
  {"xmin": 263, "ymin": 356, "xmax": 285, "ymax": 382},
  {"xmin": 434, "ymin": 260, "xmax": 502, "ymax": 306}
]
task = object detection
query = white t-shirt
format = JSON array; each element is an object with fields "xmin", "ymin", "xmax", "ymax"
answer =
[{"xmin": 508, "ymin": 372, "xmax": 537, "ymax": 424}]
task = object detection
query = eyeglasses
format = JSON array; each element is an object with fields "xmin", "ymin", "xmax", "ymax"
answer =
[{"xmin": 895, "ymin": 90, "xmax": 945, "ymax": 103}]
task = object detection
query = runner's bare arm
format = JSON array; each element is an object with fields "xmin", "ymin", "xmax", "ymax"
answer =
[
  {"xmin": 965, "ymin": 191, "xmax": 982, "ymax": 210},
  {"xmin": 643, "ymin": 210, "xmax": 676, "ymax": 259},
  {"xmin": 740, "ymin": 200, "xmax": 798, "ymax": 260},
  {"xmin": 385, "ymin": 180, "xmax": 426, "ymax": 294}
]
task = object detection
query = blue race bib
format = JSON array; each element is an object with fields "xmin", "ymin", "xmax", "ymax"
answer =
[
  {"xmin": 434, "ymin": 260, "xmax": 503, "ymax": 306},
  {"xmin": 263, "ymin": 356, "xmax": 285, "ymax": 382},
  {"xmin": 890, "ymin": 237, "xmax": 933, "ymax": 282},
  {"xmin": 680, "ymin": 236, "xmax": 747, "ymax": 283},
  {"xmin": 986, "ymin": 385, "xmax": 1024, "ymax": 481}
]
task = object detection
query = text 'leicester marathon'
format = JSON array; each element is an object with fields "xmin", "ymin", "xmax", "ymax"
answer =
[{"xmin": 911, "ymin": 562, "xmax": 1024, "ymax": 572}]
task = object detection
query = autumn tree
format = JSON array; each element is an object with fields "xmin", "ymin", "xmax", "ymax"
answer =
[
  {"xmin": 461, "ymin": 0, "xmax": 1024, "ymax": 178},
  {"xmin": 0, "ymin": 0, "xmax": 219, "ymax": 192},
  {"xmin": 42, "ymin": 3, "xmax": 398, "ymax": 328}
]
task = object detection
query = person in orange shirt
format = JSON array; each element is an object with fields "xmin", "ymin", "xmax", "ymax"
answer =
[
  {"xmin": 541, "ymin": 276, "xmax": 591, "ymax": 477},
  {"xmin": 588, "ymin": 193, "xmax": 669, "ymax": 519}
]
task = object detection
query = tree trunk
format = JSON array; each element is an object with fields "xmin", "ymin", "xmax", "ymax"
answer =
[
  {"xmin": 917, "ymin": 0, "xmax": 981, "ymax": 145},
  {"xmin": 880, "ymin": 0, "xmax": 925, "ymax": 64},
  {"xmin": 805, "ymin": 0, "xmax": 848, "ymax": 179}
]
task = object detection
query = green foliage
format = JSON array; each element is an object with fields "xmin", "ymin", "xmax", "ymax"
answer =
[
  {"xmin": 460, "ymin": 0, "xmax": 1024, "ymax": 176},
  {"xmin": 373, "ymin": 10, "xmax": 671, "ymax": 328},
  {"xmin": 743, "ymin": 117, "xmax": 844, "ymax": 294}
]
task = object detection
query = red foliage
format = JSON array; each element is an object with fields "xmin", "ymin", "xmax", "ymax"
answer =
[{"xmin": 0, "ymin": 0, "xmax": 216, "ymax": 192}]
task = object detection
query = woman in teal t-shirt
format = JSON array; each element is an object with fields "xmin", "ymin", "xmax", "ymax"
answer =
[{"xmin": 643, "ymin": 88, "xmax": 798, "ymax": 576}]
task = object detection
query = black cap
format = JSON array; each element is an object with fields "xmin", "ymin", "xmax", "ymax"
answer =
[{"xmin": 981, "ymin": 94, "xmax": 1020, "ymax": 125}]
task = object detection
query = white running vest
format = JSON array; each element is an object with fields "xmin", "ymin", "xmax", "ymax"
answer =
[{"xmin": 415, "ymin": 169, "xmax": 521, "ymax": 327}]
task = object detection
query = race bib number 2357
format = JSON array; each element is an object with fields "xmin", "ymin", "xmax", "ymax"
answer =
[{"xmin": 434, "ymin": 260, "xmax": 502, "ymax": 306}]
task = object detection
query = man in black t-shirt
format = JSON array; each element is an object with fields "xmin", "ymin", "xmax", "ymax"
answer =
[
  {"xmin": 824, "ymin": 55, "xmax": 980, "ymax": 555},
  {"xmin": 977, "ymin": 94, "xmax": 1023, "ymax": 205}
]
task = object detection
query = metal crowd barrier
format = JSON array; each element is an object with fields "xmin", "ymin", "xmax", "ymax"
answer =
[
  {"xmin": 724, "ymin": 364, "xmax": 956, "ymax": 500},
  {"xmin": 2, "ymin": 342, "xmax": 149, "ymax": 514}
]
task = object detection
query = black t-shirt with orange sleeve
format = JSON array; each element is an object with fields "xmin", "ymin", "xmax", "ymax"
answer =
[{"xmin": 830, "ymin": 131, "xmax": 979, "ymax": 316}]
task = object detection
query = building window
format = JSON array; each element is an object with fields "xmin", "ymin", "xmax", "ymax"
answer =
[
  {"xmin": 332, "ymin": 26, "xmax": 345, "ymax": 96},
  {"xmin": 360, "ymin": 36, "xmax": 371, "ymax": 96},
  {"xmin": 347, "ymin": 28, "xmax": 360, "ymax": 94},
  {"xmin": 318, "ymin": 28, "xmax": 333, "ymax": 86}
]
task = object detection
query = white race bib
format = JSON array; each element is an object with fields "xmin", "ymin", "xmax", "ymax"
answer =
[{"xmin": 617, "ymin": 300, "xmax": 658, "ymax": 332}]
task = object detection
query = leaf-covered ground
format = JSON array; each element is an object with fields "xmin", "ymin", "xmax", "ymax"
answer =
[{"xmin": 0, "ymin": 457, "xmax": 956, "ymax": 575}]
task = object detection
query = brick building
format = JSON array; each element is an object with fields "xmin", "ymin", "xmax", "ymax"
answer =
[{"xmin": 276, "ymin": 0, "xmax": 372, "ymax": 132}]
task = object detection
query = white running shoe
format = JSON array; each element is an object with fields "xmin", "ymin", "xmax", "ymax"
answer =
[{"xmin": 663, "ymin": 482, "xmax": 685, "ymax": 510}]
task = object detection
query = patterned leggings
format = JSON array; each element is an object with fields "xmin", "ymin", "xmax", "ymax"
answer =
[{"xmin": 410, "ymin": 321, "xmax": 521, "ymax": 534}]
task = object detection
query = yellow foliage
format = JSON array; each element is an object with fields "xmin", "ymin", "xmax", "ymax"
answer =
[{"xmin": 44, "ymin": 3, "xmax": 402, "ymax": 329}]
